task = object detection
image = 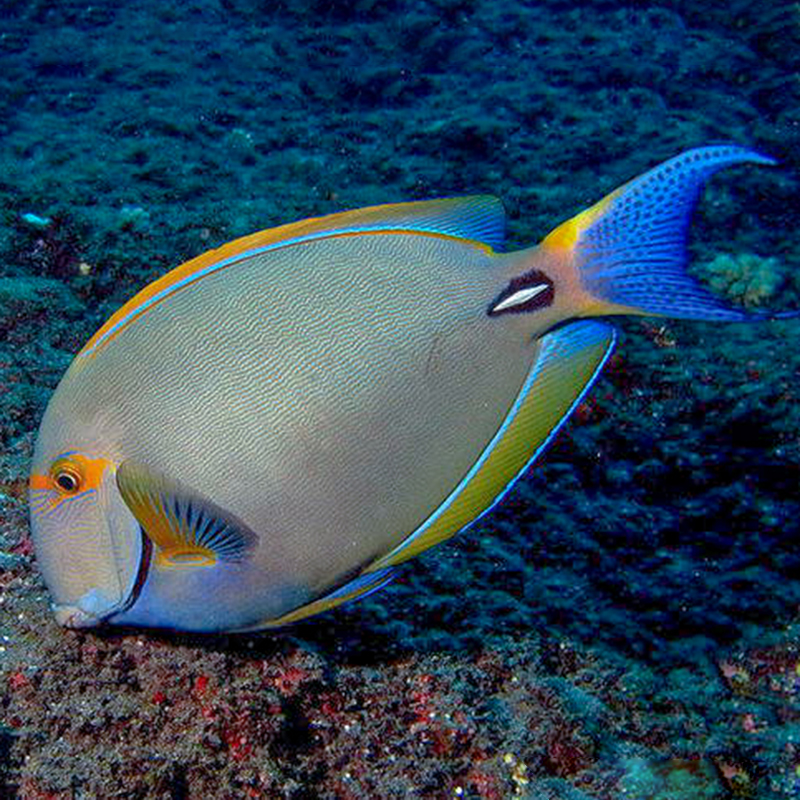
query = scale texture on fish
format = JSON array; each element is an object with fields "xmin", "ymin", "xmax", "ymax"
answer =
[{"xmin": 27, "ymin": 145, "xmax": 798, "ymax": 633}]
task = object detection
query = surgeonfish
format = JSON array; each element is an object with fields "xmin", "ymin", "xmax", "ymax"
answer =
[{"xmin": 28, "ymin": 145, "xmax": 798, "ymax": 633}]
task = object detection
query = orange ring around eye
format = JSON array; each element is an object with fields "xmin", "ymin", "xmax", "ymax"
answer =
[{"xmin": 50, "ymin": 461, "xmax": 84, "ymax": 495}]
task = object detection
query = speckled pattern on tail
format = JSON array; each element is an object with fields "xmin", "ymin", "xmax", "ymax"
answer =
[{"xmin": 544, "ymin": 145, "xmax": 798, "ymax": 322}]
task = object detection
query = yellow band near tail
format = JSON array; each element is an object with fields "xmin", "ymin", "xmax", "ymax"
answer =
[{"xmin": 539, "ymin": 146, "xmax": 784, "ymax": 322}]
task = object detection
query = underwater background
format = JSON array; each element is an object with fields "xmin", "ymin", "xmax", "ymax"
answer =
[{"xmin": 1, "ymin": 0, "xmax": 799, "ymax": 797}]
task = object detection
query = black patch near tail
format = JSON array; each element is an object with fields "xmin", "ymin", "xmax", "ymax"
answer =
[{"xmin": 488, "ymin": 269, "xmax": 554, "ymax": 317}]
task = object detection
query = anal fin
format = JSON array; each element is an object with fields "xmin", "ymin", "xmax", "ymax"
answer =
[
  {"xmin": 240, "ymin": 567, "xmax": 397, "ymax": 630},
  {"xmin": 368, "ymin": 320, "xmax": 616, "ymax": 571}
]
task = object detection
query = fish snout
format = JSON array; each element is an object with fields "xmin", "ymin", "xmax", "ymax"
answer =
[
  {"xmin": 52, "ymin": 587, "xmax": 120, "ymax": 628},
  {"xmin": 53, "ymin": 604, "xmax": 100, "ymax": 628}
]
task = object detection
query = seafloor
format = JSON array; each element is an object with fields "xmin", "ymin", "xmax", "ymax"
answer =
[{"xmin": 1, "ymin": 1, "xmax": 799, "ymax": 798}]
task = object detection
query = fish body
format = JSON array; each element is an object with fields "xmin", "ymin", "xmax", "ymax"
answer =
[{"xmin": 29, "ymin": 146, "xmax": 795, "ymax": 633}]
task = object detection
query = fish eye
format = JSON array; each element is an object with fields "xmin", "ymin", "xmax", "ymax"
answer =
[{"xmin": 51, "ymin": 464, "xmax": 82, "ymax": 494}]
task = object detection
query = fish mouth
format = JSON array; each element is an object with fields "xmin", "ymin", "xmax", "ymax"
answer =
[
  {"xmin": 53, "ymin": 603, "xmax": 103, "ymax": 629},
  {"xmin": 52, "ymin": 586, "xmax": 124, "ymax": 628},
  {"xmin": 53, "ymin": 527, "xmax": 153, "ymax": 629}
]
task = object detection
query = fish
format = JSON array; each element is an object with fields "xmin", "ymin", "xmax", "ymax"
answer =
[{"xmin": 28, "ymin": 145, "xmax": 798, "ymax": 633}]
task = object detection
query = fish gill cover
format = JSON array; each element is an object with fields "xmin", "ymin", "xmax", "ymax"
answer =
[{"xmin": 1, "ymin": 0, "xmax": 800, "ymax": 797}]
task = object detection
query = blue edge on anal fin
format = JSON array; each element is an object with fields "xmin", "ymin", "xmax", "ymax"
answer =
[
  {"xmin": 577, "ymin": 144, "xmax": 800, "ymax": 322},
  {"xmin": 366, "ymin": 318, "xmax": 617, "ymax": 578},
  {"xmin": 325, "ymin": 567, "xmax": 397, "ymax": 604},
  {"xmin": 473, "ymin": 319, "xmax": 617, "ymax": 523}
]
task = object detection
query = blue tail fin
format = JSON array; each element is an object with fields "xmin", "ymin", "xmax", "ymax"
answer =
[{"xmin": 542, "ymin": 145, "xmax": 797, "ymax": 322}]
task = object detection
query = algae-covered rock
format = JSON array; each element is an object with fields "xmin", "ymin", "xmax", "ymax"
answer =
[
  {"xmin": 0, "ymin": 276, "xmax": 86, "ymax": 351},
  {"xmin": 699, "ymin": 252, "xmax": 786, "ymax": 310},
  {"xmin": 619, "ymin": 756, "xmax": 726, "ymax": 799},
  {"xmin": 0, "ymin": 276, "xmax": 83, "ymax": 312}
]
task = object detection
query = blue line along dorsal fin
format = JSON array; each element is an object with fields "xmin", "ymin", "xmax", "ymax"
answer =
[
  {"xmin": 367, "ymin": 319, "xmax": 617, "ymax": 572},
  {"xmin": 79, "ymin": 195, "xmax": 506, "ymax": 360},
  {"xmin": 548, "ymin": 145, "xmax": 799, "ymax": 322},
  {"xmin": 237, "ymin": 567, "xmax": 397, "ymax": 630},
  {"xmin": 315, "ymin": 195, "xmax": 507, "ymax": 250},
  {"xmin": 116, "ymin": 461, "xmax": 258, "ymax": 570}
]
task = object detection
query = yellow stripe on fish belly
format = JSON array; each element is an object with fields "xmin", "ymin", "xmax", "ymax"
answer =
[{"xmin": 241, "ymin": 568, "xmax": 397, "ymax": 631}]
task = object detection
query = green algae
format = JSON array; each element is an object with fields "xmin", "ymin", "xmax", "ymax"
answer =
[{"xmin": 701, "ymin": 252, "xmax": 787, "ymax": 310}]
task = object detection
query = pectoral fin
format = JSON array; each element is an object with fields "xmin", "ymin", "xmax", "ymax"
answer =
[
  {"xmin": 116, "ymin": 461, "xmax": 257, "ymax": 570},
  {"xmin": 369, "ymin": 319, "xmax": 616, "ymax": 570}
]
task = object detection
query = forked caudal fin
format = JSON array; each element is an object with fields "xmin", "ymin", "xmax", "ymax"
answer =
[{"xmin": 541, "ymin": 145, "xmax": 799, "ymax": 322}]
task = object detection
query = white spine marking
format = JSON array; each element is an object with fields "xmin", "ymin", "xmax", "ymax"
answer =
[{"xmin": 492, "ymin": 284, "xmax": 548, "ymax": 313}]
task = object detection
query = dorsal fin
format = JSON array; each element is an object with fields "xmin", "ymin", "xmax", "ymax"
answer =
[
  {"xmin": 78, "ymin": 196, "xmax": 506, "ymax": 359},
  {"xmin": 280, "ymin": 195, "xmax": 506, "ymax": 249}
]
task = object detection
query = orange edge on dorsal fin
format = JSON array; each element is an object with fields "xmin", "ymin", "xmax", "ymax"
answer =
[{"xmin": 77, "ymin": 198, "xmax": 498, "ymax": 361}]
